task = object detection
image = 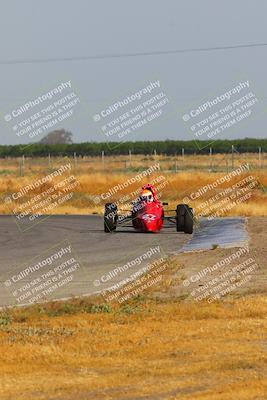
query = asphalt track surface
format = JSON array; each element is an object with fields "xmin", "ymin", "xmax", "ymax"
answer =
[
  {"xmin": 181, "ymin": 217, "xmax": 248, "ymax": 252},
  {"xmin": 0, "ymin": 215, "xmax": 248, "ymax": 307}
]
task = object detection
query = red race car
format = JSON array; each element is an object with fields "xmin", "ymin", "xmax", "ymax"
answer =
[{"xmin": 104, "ymin": 184, "xmax": 194, "ymax": 234}]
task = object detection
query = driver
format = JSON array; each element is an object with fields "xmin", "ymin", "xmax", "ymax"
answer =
[{"xmin": 140, "ymin": 189, "xmax": 154, "ymax": 203}]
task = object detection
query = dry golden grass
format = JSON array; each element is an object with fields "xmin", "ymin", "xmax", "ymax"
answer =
[
  {"xmin": 0, "ymin": 155, "xmax": 266, "ymax": 216},
  {"xmin": 0, "ymin": 295, "xmax": 267, "ymax": 400},
  {"xmin": 0, "ymin": 154, "xmax": 266, "ymax": 400}
]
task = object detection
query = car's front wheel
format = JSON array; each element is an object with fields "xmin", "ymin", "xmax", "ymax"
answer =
[
  {"xmin": 176, "ymin": 204, "xmax": 193, "ymax": 234},
  {"xmin": 104, "ymin": 203, "xmax": 118, "ymax": 232}
]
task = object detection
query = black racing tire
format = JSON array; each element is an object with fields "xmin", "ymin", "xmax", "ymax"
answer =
[
  {"xmin": 176, "ymin": 204, "xmax": 193, "ymax": 234},
  {"xmin": 176, "ymin": 204, "xmax": 185, "ymax": 232},
  {"xmin": 104, "ymin": 203, "xmax": 118, "ymax": 232},
  {"xmin": 184, "ymin": 207, "xmax": 193, "ymax": 234}
]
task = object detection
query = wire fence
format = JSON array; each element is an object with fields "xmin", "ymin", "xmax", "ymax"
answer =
[{"xmin": 1, "ymin": 150, "xmax": 266, "ymax": 177}]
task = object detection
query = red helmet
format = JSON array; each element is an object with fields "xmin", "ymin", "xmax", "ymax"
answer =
[
  {"xmin": 140, "ymin": 189, "xmax": 154, "ymax": 202},
  {"xmin": 141, "ymin": 184, "xmax": 159, "ymax": 201}
]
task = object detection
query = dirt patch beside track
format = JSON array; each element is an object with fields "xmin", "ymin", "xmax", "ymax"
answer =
[{"xmin": 157, "ymin": 217, "xmax": 267, "ymax": 301}]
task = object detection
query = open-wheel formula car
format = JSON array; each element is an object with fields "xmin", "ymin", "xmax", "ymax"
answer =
[{"xmin": 104, "ymin": 184, "xmax": 194, "ymax": 234}]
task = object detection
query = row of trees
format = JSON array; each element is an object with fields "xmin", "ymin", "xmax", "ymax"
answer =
[{"xmin": 0, "ymin": 138, "xmax": 266, "ymax": 157}]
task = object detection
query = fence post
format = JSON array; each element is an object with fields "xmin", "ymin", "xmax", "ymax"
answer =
[
  {"xmin": 209, "ymin": 147, "xmax": 212, "ymax": 170},
  {"xmin": 231, "ymin": 145, "xmax": 234, "ymax": 170},
  {"xmin": 259, "ymin": 147, "xmax": 262, "ymax": 169},
  {"xmin": 19, "ymin": 156, "xmax": 24, "ymax": 177}
]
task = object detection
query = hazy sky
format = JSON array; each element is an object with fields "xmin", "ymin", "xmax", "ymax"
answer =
[{"xmin": 0, "ymin": 0, "xmax": 267, "ymax": 145}]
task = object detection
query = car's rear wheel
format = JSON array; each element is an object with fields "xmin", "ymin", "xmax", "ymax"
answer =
[
  {"xmin": 104, "ymin": 203, "xmax": 118, "ymax": 232},
  {"xmin": 176, "ymin": 204, "xmax": 185, "ymax": 232},
  {"xmin": 176, "ymin": 204, "xmax": 193, "ymax": 234}
]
